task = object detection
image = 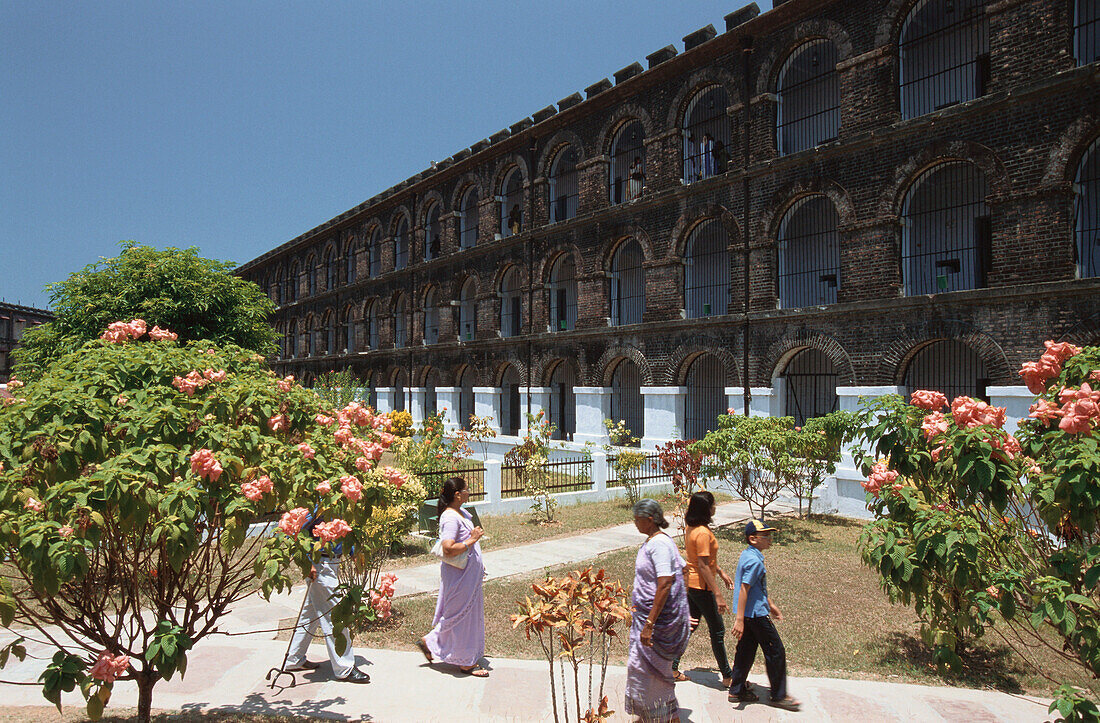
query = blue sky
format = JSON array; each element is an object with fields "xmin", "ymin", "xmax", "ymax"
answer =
[{"xmin": 1, "ymin": 1, "xmax": 751, "ymax": 309}]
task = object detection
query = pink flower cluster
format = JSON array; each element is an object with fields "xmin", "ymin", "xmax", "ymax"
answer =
[
  {"xmin": 950, "ymin": 396, "xmax": 1007, "ymax": 430},
  {"xmin": 921, "ymin": 411, "xmax": 950, "ymax": 441},
  {"xmin": 315, "ymin": 414, "xmax": 335, "ymax": 426},
  {"xmin": 298, "ymin": 443, "xmax": 315, "ymax": 459},
  {"xmin": 189, "ymin": 449, "xmax": 223, "ymax": 482},
  {"xmin": 24, "ymin": 497, "xmax": 43, "ymax": 512},
  {"xmin": 268, "ymin": 414, "xmax": 289, "ymax": 432},
  {"xmin": 327, "ymin": 401, "xmax": 397, "ymax": 474},
  {"xmin": 241, "ymin": 475, "xmax": 273, "ymax": 502},
  {"xmin": 380, "ymin": 466, "xmax": 407, "ymax": 488},
  {"xmin": 89, "ymin": 651, "xmax": 130, "ymax": 683},
  {"xmin": 100, "ymin": 319, "xmax": 147, "ymax": 343},
  {"xmin": 1027, "ymin": 383, "xmax": 1100, "ymax": 434},
  {"xmin": 6, "ymin": 378, "xmax": 23, "ymax": 390},
  {"xmin": 58, "ymin": 525, "xmax": 74, "ymax": 538},
  {"xmin": 277, "ymin": 375, "xmax": 295, "ymax": 393},
  {"xmin": 340, "ymin": 475, "xmax": 363, "ymax": 502},
  {"xmin": 910, "ymin": 390, "xmax": 948, "ymax": 412},
  {"xmin": 989, "ymin": 432, "xmax": 1023, "ymax": 461},
  {"xmin": 278, "ymin": 507, "xmax": 309, "ymax": 535},
  {"xmin": 315, "ymin": 480, "xmax": 332, "ymax": 495},
  {"xmin": 1018, "ymin": 340, "xmax": 1081, "ymax": 394},
  {"xmin": 312, "ymin": 518, "xmax": 352, "ymax": 543},
  {"xmin": 148, "ymin": 325, "xmax": 177, "ymax": 341},
  {"xmin": 862, "ymin": 462, "xmax": 900, "ymax": 497},
  {"xmin": 370, "ymin": 572, "xmax": 399, "ymax": 620},
  {"xmin": 172, "ymin": 369, "xmax": 226, "ymax": 397}
]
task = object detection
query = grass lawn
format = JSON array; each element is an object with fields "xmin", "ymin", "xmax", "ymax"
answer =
[{"xmin": 357, "ymin": 514, "xmax": 1085, "ymax": 696}]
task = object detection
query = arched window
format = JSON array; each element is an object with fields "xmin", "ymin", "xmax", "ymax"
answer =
[
  {"xmin": 610, "ymin": 120, "xmax": 645, "ymax": 204},
  {"xmin": 287, "ymin": 319, "xmax": 298, "ymax": 358},
  {"xmin": 899, "ymin": 0, "xmax": 989, "ymax": 120},
  {"xmin": 394, "ymin": 217, "xmax": 409, "ymax": 270},
  {"xmin": 610, "ymin": 239, "xmax": 645, "ymax": 326},
  {"xmin": 683, "ymin": 86, "xmax": 731, "ymax": 183},
  {"xmin": 610, "ymin": 359, "xmax": 644, "ymax": 442},
  {"xmin": 781, "ymin": 348, "xmax": 838, "ymax": 425},
  {"xmin": 685, "ymin": 219, "xmax": 729, "ymax": 318},
  {"xmin": 322, "ymin": 310, "xmax": 336, "ymax": 355},
  {"xmin": 901, "ymin": 162, "xmax": 990, "ymax": 295},
  {"xmin": 274, "ymin": 270, "xmax": 284, "ymax": 305},
  {"xmin": 500, "ymin": 168, "xmax": 524, "ymax": 239},
  {"xmin": 287, "ymin": 263, "xmax": 298, "ymax": 302},
  {"xmin": 393, "ymin": 295, "xmax": 408, "ymax": 348},
  {"xmin": 458, "ymin": 366, "xmax": 476, "ymax": 430},
  {"xmin": 1075, "ymin": 137, "xmax": 1100, "ymax": 278},
  {"xmin": 424, "ymin": 368, "xmax": 441, "ymax": 416},
  {"xmin": 777, "ymin": 39, "xmax": 840, "ymax": 155},
  {"xmin": 685, "ymin": 353, "xmax": 726, "ymax": 441},
  {"xmin": 499, "ymin": 365, "xmax": 522, "ymax": 436},
  {"xmin": 778, "ymin": 195, "xmax": 842, "ymax": 308},
  {"xmin": 324, "ymin": 247, "xmax": 338, "ymax": 290},
  {"xmin": 339, "ymin": 305, "xmax": 354, "ymax": 353},
  {"xmin": 459, "ymin": 187, "xmax": 479, "ymax": 249},
  {"xmin": 1076, "ymin": 0, "xmax": 1099, "ymax": 66},
  {"xmin": 904, "ymin": 339, "xmax": 989, "ymax": 401},
  {"xmin": 306, "ymin": 256, "xmax": 317, "ymax": 296},
  {"xmin": 548, "ymin": 254, "xmax": 577, "ymax": 332},
  {"xmin": 393, "ymin": 369, "xmax": 408, "ymax": 413},
  {"xmin": 500, "ymin": 266, "xmax": 522, "ymax": 338},
  {"xmin": 425, "ymin": 202, "xmax": 442, "ymax": 261},
  {"xmin": 459, "ymin": 279, "xmax": 477, "ymax": 341},
  {"xmin": 423, "ymin": 288, "xmax": 440, "ymax": 344},
  {"xmin": 365, "ymin": 301, "xmax": 380, "ymax": 350},
  {"xmin": 346, "ymin": 242, "xmax": 357, "ymax": 284},
  {"xmin": 368, "ymin": 228, "xmax": 382, "ymax": 278},
  {"xmin": 304, "ymin": 315, "xmax": 316, "ymax": 356},
  {"xmin": 364, "ymin": 371, "xmax": 378, "ymax": 410},
  {"xmin": 549, "ymin": 360, "xmax": 576, "ymax": 441},
  {"xmin": 549, "ymin": 145, "xmax": 579, "ymax": 223}
]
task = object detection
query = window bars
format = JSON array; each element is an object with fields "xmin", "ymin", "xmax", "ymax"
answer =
[
  {"xmin": 499, "ymin": 267, "xmax": 522, "ymax": 337},
  {"xmin": 425, "ymin": 204, "xmax": 442, "ymax": 261},
  {"xmin": 324, "ymin": 313, "xmax": 336, "ymax": 355},
  {"xmin": 394, "ymin": 217, "xmax": 409, "ymax": 271},
  {"xmin": 1076, "ymin": 0, "xmax": 1100, "ymax": 66},
  {"xmin": 394, "ymin": 296, "xmax": 407, "ymax": 348},
  {"xmin": 778, "ymin": 195, "xmax": 842, "ymax": 308},
  {"xmin": 899, "ymin": 0, "xmax": 989, "ymax": 120},
  {"xmin": 610, "ymin": 239, "xmax": 646, "ymax": 326},
  {"xmin": 344, "ymin": 308, "xmax": 355, "ymax": 353},
  {"xmin": 1076, "ymin": 137, "xmax": 1100, "ymax": 278},
  {"xmin": 610, "ymin": 120, "xmax": 646, "ymax": 204},
  {"xmin": 287, "ymin": 321, "xmax": 298, "ymax": 357},
  {"xmin": 904, "ymin": 339, "xmax": 989, "ymax": 402},
  {"xmin": 287, "ymin": 265, "xmax": 298, "ymax": 302},
  {"xmin": 423, "ymin": 290, "xmax": 440, "ymax": 345},
  {"xmin": 549, "ymin": 145, "xmax": 579, "ymax": 223},
  {"xmin": 901, "ymin": 162, "xmax": 990, "ymax": 295},
  {"xmin": 549, "ymin": 361, "xmax": 577, "ymax": 440},
  {"xmin": 610, "ymin": 359, "xmax": 645, "ymax": 441},
  {"xmin": 683, "ymin": 86, "xmax": 731, "ymax": 184},
  {"xmin": 548, "ymin": 254, "xmax": 578, "ymax": 332},
  {"xmin": 500, "ymin": 365, "xmax": 522, "ymax": 435},
  {"xmin": 777, "ymin": 39, "xmax": 840, "ymax": 155},
  {"xmin": 460, "ymin": 187, "xmax": 479, "ymax": 249},
  {"xmin": 346, "ymin": 245, "xmax": 356, "ymax": 284},
  {"xmin": 782, "ymin": 348, "xmax": 839, "ymax": 426},
  {"xmin": 366, "ymin": 303, "xmax": 380, "ymax": 350},
  {"xmin": 500, "ymin": 169, "xmax": 524, "ymax": 239},
  {"xmin": 393, "ymin": 371, "xmax": 408, "ymax": 413},
  {"xmin": 458, "ymin": 367, "xmax": 476, "ymax": 431},
  {"xmin": 424, "ymin": 370, "xmax": 440, "ymax": 416},
  {"xmin": 325, "ymin": 250, "xmax": 338, "ymax": 290},
  {"xmin": 685, "ymin": 353, "xmax": 726, "ymax": 441},
  {"xmin": 369, "ymin": 229, "xmax": 382, "ymax": 278},
  {"xmin": 306, "ymin": 258, "xmax": 317, "ymax": 296},
  {"xmin": 685, "ymin": 218, "xmax": 730, "ymax": 318},
  {"xmin": 459, "ymin": 280, "xmax": 477, "ymax": 342}
]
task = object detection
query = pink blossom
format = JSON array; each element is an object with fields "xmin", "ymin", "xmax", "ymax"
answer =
[
  {"xmin": 334, "ymin": 425, "xmax": 354, "ymax": 445},
  {"xmin": 370, "ymin": 591, "xmax": 392, "ymax": 621},
  {"xmin": 381, "ymin": 466, "xmax": 407, "ymax": 488},
  {"xmin": 986, "ymin": 585, "xmax": 1001, "ymax": 600},
  {"xmin": 930, "ymin": 446, "xmax": 943, "ymax": 462},
  {"xmin": 128, "ymin": 319, "xmax": 147, "ymax": 336},
  {"xmin": 910, "ymin": 390, "xmax": 948, "ymax": 412},
  {"xmin": 278, "ymin": 507, "xmax": 310, "ymax": 535},
  {"xmin": 6, "ymin": 378, "xmax": 23, "ymax": 390},
  {"xmin": 990, "ymin": 433, "xmax": 1022, "ymax": 461},
  {"xmin": 99, "ymin": 319, "xmax": 148, "ymax": 343},
  {"xmin": 862, "ymin": 462, "xmax": 899, "ymax": 497},
  {"xmin": 241, "ymin": 482, "xmax": 264, "ymax": 502},
  {"xmin": 340, "ymin": 475, "xmax": 363, "ymax": 502},
  {"xmin": 315, "ymin": 414, "xmax": 335, "ymax": 426},
  {"xmin": 378, "ymin": 572, "xmax": 397, "ymax": 597},
  {"xmin": 354, "ymin": 456, "xmax": 372, "ymax": 472},
  {"xmin": 1044, "ymin": 340, "xmax": 1081, "ymax": 364},
  {"xmin": 921, "ymin": 411, "xmax": 950, "ymax": 441},
  {"xmin": 1090, "ymin": 370, "xmax": 1100, "ymax": 383},
  {"xmin": 312, "ymin": 518, "xmax": 352, "ymax": 543},
  {"xmin": 116, "ymin": 395, "xmax": 129, "ymax": 406},
  {"xmin": 277, "ymin": 376, "xmax": 295, "ymax": 393},
  {"xmin": 379, "ymin": 432, "xmax": 396, "ymax": 447},
  {"xmin": 726, "ymin": 407, "xmax": 736, "ymax": 415},
  {"xmin": 1028, "ymin": 398, "xmax": 1063, "ymax": 425},
  {"xmin": 202, "ymin": 369, "xmax": 227, "ymax": 383},
  {"xmin": 148, "ymin": 325, "xmax": 178, "ymax": 341},
  {"xmin": 189, "ymin": 448, "xmax": 223, "ymax": 482},
  {"xmin": 950, "ymin": 396, "xmax": 1007, "ymax": 429},
  {"xmin": 315, "ymin": 480, "xmax": 332, "ymax": 495},
  {"xmin": 934, "ymin": 503, "xmax": 949, "ymax": 512},
  {"xmin": 0, "ymin": 462, "xmax": 4, "ymax": 472},
  {"xmin": 268, "ymin": 414, "xmax": 288, "ymax": 432},
  {"xmin": 1059, "ymin": 404, "xmax": 1096, "ymax": 435},
  {"xmin": 58, "ymin": 525, "xmax": 74, "ymax": 538},
  {"xmin": 297, "ymin": 442, "xmax": 315, "ymax": 459},
  {"xmin": 88, "ymin": 652, "xmax": 131, "ymax": 683},
  {"xmin": 172, "ymin": 370, "xmax": 210, "ymax": 397},
  {"xmin": 255, "ymin": 475, "xmax": 273, "ymax": 494},
  {"xmin": 1029, "ymin": 464, "xmax": 1042, "ymax": 476},
  {"xmin": 23, "ymin": 497, "xmax": 43, "ymax": 513}
]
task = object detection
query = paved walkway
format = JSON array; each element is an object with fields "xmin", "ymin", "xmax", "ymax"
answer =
[{"xmin": 0, "ymin": 500, "xmax": 1054, "ymax": 721}]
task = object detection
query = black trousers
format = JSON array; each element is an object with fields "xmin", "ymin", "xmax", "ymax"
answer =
[
  {"xmin": 728, "ymin": 615, "xmax": 787, "ymax": 701},
  {"xmin": 673, "ymin": 587, "xmax": 733, "ymax": 679}
]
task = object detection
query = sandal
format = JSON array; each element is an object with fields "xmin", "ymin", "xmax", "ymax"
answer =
[
  {"xmin": 460, "ymin": 665, "xmax": 489, "ymax": 677},
  {"xmin": 728, "ymin": 687, "xmax": 759, "ymax": 703},
  {"xmin": 769, "ymin": 696, "xmax": 801, "ymax": 711},
  {"xmin": 673, "ymin": 671, "xmax": 689, "ymax": 682},
  {"xmin": 415, "ymin": 638, "xmax": 433, "ymax": 664}
]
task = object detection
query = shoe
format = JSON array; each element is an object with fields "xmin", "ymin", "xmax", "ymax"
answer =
[
  {"xmin": 673, "ymin": 671, "xmax": 689, "ymax": 682},
  {"xmin": 340, "ymin": 667, "xmax": 371, "ymax": 683},
  {"xmin": 728, "ymin": 687, "xmax": 760, "ymax": 703},
  {"xmin": 769, "ymin": 696, "xmax": 800, "ymax": 711},
  {"xmin": 284, "ymin": 660, "xmax": 322, "ymax": 672}
]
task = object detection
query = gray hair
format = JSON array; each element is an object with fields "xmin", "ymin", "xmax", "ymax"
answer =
[{"xmin": 632, "ymin": 498, "xmax": 669, "ymax": 529}]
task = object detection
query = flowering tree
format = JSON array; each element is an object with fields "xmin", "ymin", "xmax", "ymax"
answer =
[
  {"xmin": 0, "ymin": 320, "xmax": 421, "ymax": 722},
  {"xmin": 691, "ymin": 412, "xmax": 794, "ymax": 519},
  {"xmin": 602, "ymin": 420, "xmax": 645, "ymax": 505},
  {"xmin": 852, "ymin": 341, "xmax": 1100, "ymax": 720},
  {"xmin": 505, "ymin": 411, "xmax": 558, "ymax": 523}
]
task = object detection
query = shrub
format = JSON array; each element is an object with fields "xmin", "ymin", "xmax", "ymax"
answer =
[
  {"xmin": 505, "ymin": 412, "xmax": 557, "ymax": 523},
  {"xmin": 387, "ymin": 409, "xmax": 413, "ymax": 437}
]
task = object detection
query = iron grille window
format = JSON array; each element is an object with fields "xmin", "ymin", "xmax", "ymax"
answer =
[
  {"xmin": 459, "ymin": 280, "xmax": 477, "ymax": 341},
  {"xmin": 369, "ymin": 229, "xmax": 381, "ymax": 278},
  {"xmin": 782, "ymin": 348, "xmax": 838, "ymax": 425},
  {"xmin": 307, "ymin": 317, "xmax": 317, "ymax": 356},
  {"xmin": 394, "ymin": 371, "xmax": 407, "ymax": 412},
  {"xmin": 549, "ymin": 145, "xmax": 579, "ymax": 223},
  {"xmin": 685, "ymin": 219, "xmax": 730, "ymax": 318},
  {"xmin": 548, "ymin": 254, "xmax": 578, "ymax": 332},
  {"xmin": 306, "ymin": 257, "xmax": 317, "ymax": 296},
  {"xmin": 683, "ymin": 86, "xmax": 731, "ymax": 183},
  {"xmin": 394, "ymin": 217, "xmax": 409, "ymax": 270},
  {"xmin": 324, "ymin": 312, "xmax": 336, "ymax": 355},
  {"xmin": 394, "ymin": 296, "xmax": 407, "ymax": 348},
  {"xmin": 425, "ymin": 370, "xmax": 441, "ymax": 416},
  {"xmin": 458, "ymin": 367, "xmax": 476, "ymax": 430},
  {"xmin": 610, "ymin": 239, "xmax": 645, "ymax": 326},
  {"xmin": 500, "ymin": 267, "xmax": 522, "ymax": 337},
  {"xmin": 500, "ymin": 365, "xmax": 521, "ymax": 435},
  {"xmin": 287, "ymin": 321, "xmax": 298, "ymax": 357},
  {"xmin": 325, "ymin": 250, "xmax": 338, "ymax": 289},
  {"xmin": 332, "ymin": 310, "xmax": 343, "ymax": 353},
  {"xmin": 287, "ymin": 265, "xmax": 298, "ymax": 301},
  {"xmin": 1077, "ymin": 0, "xmax": 1100, "ymax": 65},
  {"xmin": 549, "ymin": 361, "xmax": 576, "ymax": 440},
  {"xmin": 904, "ymin": 339, "xmax": 989, "ymax": 401},
  {"xmin": 778, "ymin": 195, "xmax": 842, "ymax": 308},
  {"xmin": 1076, "ymin": 137, "xmax": 1100, "ymax": 278},
  {"xmin": 274, "ymin": 273, "xmax": 283, "ymax": 305},
  {"xmin": 610, "ymin": 120, "xmax": 645, "ymax": 204},
  {"xmin": 610, "ymin": 359, "xmax": 644, "ymax": 442},
  {"xmin": 685, "ymin": 353, "xmax": 726, "ymax": 441},
  {"xmin": 500, "ymin": 169, "xmax": 524, "ymax": 238},
  {"xmin": 366, "ymin": 302, "xmax": 379, "ymax": 350},
  {"xmin": 460, "ymin": 187, "xmax": 479, "ymax": 248},
  {"xmin": 777, "ymin": 39, "xmax": 840, "ymax": 155},
  {"xmin": 899, "ymin": 0, "xmax": 989, "ymax": 120},
  {"xmin": 343, "ymin": 307, "xmax": 354, "ymax": 353},
  {"xmin": 901, "ymin": 162, "xmax": 990, "ymax": 295},
  {"xmin": 424, "ymin": 289, "xmax": 440, "ymax": 344},
  {"xmin": 425, "ymin": 204, "xmax": 441, "ymax": 261},
  {"xmin": 346, "ymin": 245, "xmax": 356, "ymax": 284}
]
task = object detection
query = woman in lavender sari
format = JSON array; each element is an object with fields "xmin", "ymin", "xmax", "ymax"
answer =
[
  {"xmin": 625, "ymin": 498, "xmax": 691, "ymax": 722},
  {"xmin": 417, "ymin": 477, "xmax": 489, "ymax": 676}
]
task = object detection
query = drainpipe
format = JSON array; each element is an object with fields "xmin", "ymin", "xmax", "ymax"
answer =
[
  {"xmin": 741, "ymin": 36, "xmax": 753, "ymax": 418},
  {"xmin": 526, "ymin": 136, "xmax": 539, "ymax": 422},
  {"xmin": 408, "ymin": 192, "xmax": 416, "ymax": 415}
]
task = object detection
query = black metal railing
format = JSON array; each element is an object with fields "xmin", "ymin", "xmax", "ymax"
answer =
[
  {"xmin": 500, "ymin": 456, "xmax": 593, "ymax": 499},
  {"xmin": 607, "ymin": 452, "xmax": 671, "ymax": 489},
  {"xmin": 414, "ymin": 462, "xmax": 487, "ymax": 502}
]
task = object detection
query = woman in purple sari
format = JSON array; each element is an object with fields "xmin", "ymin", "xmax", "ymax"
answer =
[
  {"xmin": 625, "ymin": 498, "xmax": 691, "ymax": 722},
  {"xmin": 417, "ymin": 477, "xmax": 489, "ymax": 677}
]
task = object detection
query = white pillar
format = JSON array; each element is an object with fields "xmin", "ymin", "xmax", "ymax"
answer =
[
  {"xmin": 409, "ymin": 387, "xmax": 427, "ymax": 424},
  {"xmin": 829, "ymin": 386, "xmax": 904, "ymax": 517},
  {"xmin": 988, "ymin": 386, "xmax": 1035, "ymax": 437},
  {"xmin": 590, "ymin": 450, "xmax": 608, "ymax": 493},
  {"xmin": 483, "ymin": 458, "xmax": 502, "ymax": 504},
  {"xmin": 519, "ymin": 386, "xmax": 551, "ymax": 435},
  {"xmin": 435, "ymin": 387, "xmax": 461, "ymax": 433},
  {"xmin": 473, "ymin": 387, "xmax": 502, "ymax": 434},
  {"xmin": 574, "ymin": 387, "xmax": 611, "ymax": 444},
  {"xmin": 375, "ymin": 387, "xmax": 395, "ymax": 415},
  {"xmin": 640, "ymin": 386, "xmax": 686, "ymax": 449},
  {"xmin": 749, "ymin": 382, "xmax": 784, "ymax": 417},
  {"xmin": 725, "ymin": 387, "xmax": 747, "ymax": 415}
]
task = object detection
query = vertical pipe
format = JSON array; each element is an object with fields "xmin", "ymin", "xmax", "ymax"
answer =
[
  {"xmin": 526, "ymin": 137, "xmax": 538, "ymax": 421},
  {"xmin": 741, "ymin": 37, "xmax": 753, "ymax": 417}
]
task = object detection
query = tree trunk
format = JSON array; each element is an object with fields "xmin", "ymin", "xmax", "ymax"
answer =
[{"xmin": 136, "ymin": 673, "xmax": 155, "ymax": 723}]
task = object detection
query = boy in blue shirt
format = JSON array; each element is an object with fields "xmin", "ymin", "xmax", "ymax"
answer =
[{"xmin": 728, "ymin": 519, "xmax": 800, "ymax": 711}]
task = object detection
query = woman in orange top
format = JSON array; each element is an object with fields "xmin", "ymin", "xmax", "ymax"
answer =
[{"xmin": 673, "ymin": 490, "xmax": 735, "ymax": 685}]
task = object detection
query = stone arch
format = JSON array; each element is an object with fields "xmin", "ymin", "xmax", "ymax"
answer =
[
  {"xmin": 879, "ymin": 140, "xmax": 1010, "ymax": 216},
  {"xmin": 449, "ymin": 172, "xmax": 484, "ymax": 209},
  {"xmin": 755, "ymin": 19, "xmax": 855, "ymax": 97},
  {"xmin": 877, "ymin": 320, "xmax": 1013, "ymax": 386},
  {"xmin": 598, "ymin": 103, "xmax": 657, "ymax": 156},
  {"xmin": 596, "ymin": 345, "xmax": 654, "ymax": 386},
  {"xmin": 874, "ymin": 0, "xmax": 922, "ymax": 48},
  {"xmin": 533, "ymin": 349, "xmax": 590, "ymax": 387},
  {"xmin": 762, "ymin": 177, "xmax": 856, "ymax": 241},
  {"xmin": 417, "ymin": 191, "xmax": 446, "ymax": 226},
  {"xmin": 536, "ymin": 242, "xmax": 585, "ymax": 284},
  {"xmin": 666, "ymin": 341, "xmax": 741, "ymax": 386},
  {"xmin": 667, "ymin": 204, "xmax": 741, "ymax": 260},
  {"xmin": 1057, "ymin": 310, "xmax": 1100, "ymax": 347},
  {"xmin": 492, "ymin": 356, "xmax": 531, "ymax": 386},
  {"xmin": 1043, "ymin": 115, "xmax": 1100, "ymax": 187},
  {"xmin": 416, "ymin": 282, "xmax": 442, "ymax": 309},
  {"xmin": 490, "ymin": 155, "xmax": 532, "ymax": 191},
  {"xmin": 452, "ymin": 362, "xmax": 483, "ymax": 388},
  {"xmin": 603, "ymin": 226, "xmax": 655, "ymax": 270},
  {"xmin": 764, "ymin": 330, "xmax": 857, "ymax": 385},
  {"xmin": 388, "ymin": 206, "xmax": 413, "ymax": 235},
  {"xmin": 491, "ymin": 259, "xmax": 528, "ymax": 291},
  {"xmin": 450, "ymin": 271, "xmax": 481, "ymax": 301},
  {"xmin": 387, "ymin": 366, "xmax": 411, "ymax": 386},
  {"xmin": 537, "ymin": 129, "xmax": 588, "ymax": 178},
  {"xmin": 667, "ymin": 68, "xmax": 742, "ymax": 129}
]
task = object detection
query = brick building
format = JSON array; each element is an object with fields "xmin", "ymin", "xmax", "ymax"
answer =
[
  {"xmin": 238, "ymin": 0, "xmax": 1100, "ymax": 467},
  {"xmin": 0, "ymin": 302, "xmax": 52, "ymax": 384}
]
